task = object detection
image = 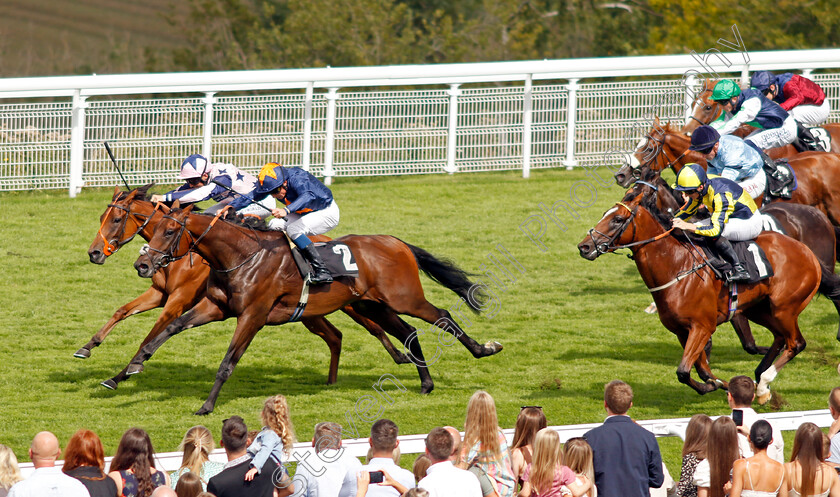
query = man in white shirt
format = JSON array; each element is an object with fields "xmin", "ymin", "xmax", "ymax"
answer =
[
  {"xmin": 826, "ymin": 387, "xmax": 840, "ymax": 466},
  {"xmin": 295, "ymin": 422, "xmax": 361, "ymax": 497},
  {"xmin": 8, "ymin": 431, "xmax": 89, "ymax": 497},
  {"xmin": 418, "ymin": 427, "xmax": 482, "ymax": 497},
  {"xmin": 357, "ymin": 419, "xmax": 415, "ymax": 496},
  {"xmin": 728, "ymin": 375, "xmax": 784, "ymax": 463}
]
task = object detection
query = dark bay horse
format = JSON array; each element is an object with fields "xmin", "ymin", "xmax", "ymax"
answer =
[
  {"xmin": 86, "ymin": 185, "xmax": 412, "ymax": 390},
  {"xmin": 681, "ymin": 79, "xmax": 840, "ymax": 153},
  {"xmin": 577, "ymin": 181, "xmax": 821, "ymax": 402},
  {"xmin": 132, "ymin": 202, "xmax": 503, "ymax": 414}
]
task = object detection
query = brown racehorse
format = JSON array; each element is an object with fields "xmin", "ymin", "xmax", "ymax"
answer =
[
  {"xmin": 577, "ymin": 180, "xmax": 821, "ymax": 402},
  {"xmin": 681, "ymin": 79, "xmax": 840, "ymax": 154},
  {"xmin": 131, "ymin": 202, "xmax": 503, "ymax": 414},
  {"xmin": 86, "ymin": 185, "xmax": 412, "ymax": 390}
]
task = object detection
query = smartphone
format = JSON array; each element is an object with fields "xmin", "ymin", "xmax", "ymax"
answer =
[
  {"xmin": 732, "ymin": 409, "xmax": 744, "ymax": 426},
  {"xmin": 369, "ymin": 471, "xmax": 384, "ymax": 484}
]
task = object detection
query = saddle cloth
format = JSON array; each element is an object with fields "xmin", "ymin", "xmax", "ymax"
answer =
[
  {"xmin": 764, "ymin": 158, "xmax": 797, "ymax": 199},
  {"xmin": 810, "ymin": 126, "xmax": 832, "ymax": 151},
  {"xmin": 701, "ymin": 239, "xmax": 774, "ymax": 284},
  {"xmin": 290, "ymin": 240, "xmax": 361, "ymax": 280}
]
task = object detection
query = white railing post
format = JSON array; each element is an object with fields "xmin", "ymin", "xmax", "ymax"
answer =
[
  {"xmin": 802, "ymin": 69, "xmax": 813, "ymax": 78},
  {"xmin": 324, "ymin": 88, "xmax": 339, "ymax": 185},
  {"xmin": 302, "ymin": 83, "xmax": 314, "ymax": 171},
  {"xmin": 684, "ymin": 74, "xmax": 698, "ymax": 124},
  {"xmin": 740, "ymin": 66, "xmax": 750, "ymax": 88},
  {"xmin": 202, "ymin": 92, "xmax": 216, "ymax": 160},
  {"xmin": 563, "ymin": 78, "xmax": 579, "ymax": 170},
  {"xmin": 522, "ymin": 75, "xmax": 533, "ymax": 179},
  {"xmin": 69, "ymin": 90, "xmax": 87, "ymax": 197},
  {"xmin": 445, "ymin": 84, "xmax": 461, "ymax": 174}
]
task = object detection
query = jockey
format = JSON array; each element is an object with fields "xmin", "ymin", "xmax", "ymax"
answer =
[
  {"xmin": 751, "ymin": 70, "xmax": 830, "ymax": 127},
  {"xmin": 710, "ymin": 79, "xmax": 798, "ymax": 152},
  {"xmin": 230, "ymin": 163, "xmax": 339, "ymax": 285},
  {"xmin": 150, "ymin": 154, "xmax": 275, "ymax": 216},
  {"xmin": 671, "ymin": 163, "xmax": 762, "ymax": 283},
  {"xmin": 688, "ymin": 125, "xmax": 765, "ymax": 200}
]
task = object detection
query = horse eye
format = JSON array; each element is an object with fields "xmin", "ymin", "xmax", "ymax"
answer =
[
  {"xmin": 112, "ymin": 217, "xmax": 122, "ymax": 223},
  {"xmin": 705, "ymin": 105, "xmax": 712, "ymax": 111},
  {"xmin": 165, "ymin": 229, "xmax": 175, "ymax": 236},
  {"xmin": 611, "ymin": 216, "xmax": 625, "ymax": 225}
]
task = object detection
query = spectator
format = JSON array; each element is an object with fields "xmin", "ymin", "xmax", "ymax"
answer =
[
  {"xmin": 62, "ymin": 429, "xmax": 119, "ymax": 497},
  {"xmin": 245, "ymin": 395, "xmax": 296, "ymax": 482},
  {"xmin": 417, "ymin": 427, "xmax": 481, "ymax": 497},
  {"xmin": 412, "ymin": 455, "xmax": 431, "ymax": 484},
  {"xmin": 583, "ymin": 380, "xmax": 663, "ymax": 497},
  {"xmin": 7, "ymin": 431, "xmax": 89, "ymax": 497},
  {"xmin": 294, "ymin": 421, "xmax": 361, "ymax": 497},
  {"xmin": 151, "ymin": 488, "xmax": 177, "ymax": 497},
  {"xmin": 694, "ymin": 417, "xmax": 738, "ymax": 497},
  {"xmin": 784, "ymin": 422, "xmax": 840, "ymax": 497},
  {"xmin": 108, "ymin": 427, "xmax": 170, "ymax": 497},
  {"xmin": 0, "ymin": 444, "xmax": 23, "ymax": 497},
  {"xmin": 519, "ymin": 428, "xmax": 589, "ymax": 497},
  {"xmin": 173, "ymin": 471, "xmax": 203, "ymax": 497},
  {"xmin": 676, "ymin": 414, "xmax": 712, "ymax": 497},
  {"xmin": 728, "ymin": 376, "xmax": 784, "ymax": 463},
  {"xmin": 563, "ymin": 438, "xmax": 596, "ymax": 497},
  {"xmin": 206, "ymin": 416, "xmax": 294, "ymax": 497},
  {"xmin": 463, "ymin": 391, "xmax": 516, "ymax": 497},
  {"xmin": 443, "ymin": 426, "xmax": 498, "ymax": 497},
  {"xmin": 729, "ymin": 420, "xmax": 787, "ymax": 497},
  {"xmin": 357, "ymin": 419, "xmax": 415, "ymax": 496},
  {"xmin": 826, "ymin": 387, "xmax": 840, "ymax": 466},
  {"xmin": 401, "ymin": 490, "xmax": 429, "ymax": 497},
  {"xmin": 170, "ymin": 426, "xmax": 224, "ymax": 491},
  {"xmin": 511, "ymin": 407, "xmax": 547, "ymax": 493}
]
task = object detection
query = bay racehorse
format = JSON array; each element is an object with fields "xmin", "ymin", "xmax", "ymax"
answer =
[
  {"xmin": 132, "ymin": 202, "xmax": 502, "ymax": 414},
  {"xmin": 86, "ymin": 185, "xmax": 413, "ymax": 390},
  {"xmin": 577, "ymin": 180, "xmax": 821, "ymax": 401},
  {"xmin": 681, "ymin": 79, "xmax": 840, "ymax": 153}
]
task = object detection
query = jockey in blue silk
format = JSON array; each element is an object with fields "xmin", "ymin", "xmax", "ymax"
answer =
[
  {"xmin": 229, "ymin": 163, "xmax": 339, "ymax": 285},
  {"xmin": 672, "ymin": 163, "xmax": 762, "ymax": 283},
  {"xmin": 150, "ymin": 154, "xmax": 276, "ymax": 216},
  {"xmin": 688, "ymin": 125, "xmax": 765, "ymax": 200},
  {"xmin": 710, "ymin": 79, "xmax": 798, "ymax": 152}
]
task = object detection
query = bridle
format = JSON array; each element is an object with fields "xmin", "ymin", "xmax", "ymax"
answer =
[
  {"xmin": 633, "ymin": 132, "xmax": 690, "ymax": 178},
  {"xmin": 96, "ymin": 198, "xmax": 161, "ymax": 256},
  {"xmin": 587, "ymin": 183, "xmax": 674, "ymax": 255}
]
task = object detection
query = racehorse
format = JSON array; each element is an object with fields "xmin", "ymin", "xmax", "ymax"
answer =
[
  {"xmin": 131, "ymin": 202, "xmax": 503, "ymax": 414},
  {"xmin": 577, "ymin": 180, "xmax": 821, "ymax": 401},
  {"xmin": 681, "ymin": 79, "xmax": 840, "ymax": 153},
  {"xmin": 86, "ymin": 185, "xmax": 413, "ymax": 390}
]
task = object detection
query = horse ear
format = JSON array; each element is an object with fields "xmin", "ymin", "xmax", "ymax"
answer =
[
  {"xmin": 113, "ymin": 185, "xmax": 120, "ymax": 198},
  {"xmin": 172, "ymin": 199, "xmax": 181, "ymax": 210},
  {"xmin": 183, "ymin": 204, "xmax": 196, "ymax": 213}
]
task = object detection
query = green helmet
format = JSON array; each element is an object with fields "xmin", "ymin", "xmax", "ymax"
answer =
[{"xmin": 711, "ymin": 80, "xmax": 741, "ymax": 101}]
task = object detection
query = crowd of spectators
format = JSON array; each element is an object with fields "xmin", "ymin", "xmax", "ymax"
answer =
[{"xmin": 2, "ymin": 378, "xmax": 840, "ymax": 497}]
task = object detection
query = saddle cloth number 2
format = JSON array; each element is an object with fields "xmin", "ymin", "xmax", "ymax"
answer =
[{"xmin": 332, "ymin": 244, "xmax": 358, "ymax": 271}]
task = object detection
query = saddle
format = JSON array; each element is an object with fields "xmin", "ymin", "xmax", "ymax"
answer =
[
  {"xmin": 289, "ymin": 240, "xmax": 360, "ymax": 281},
  {"xmin": 760, "ymin": 155, "xmax": 797, "ymax": 199},
  {"xmin": 698, "ymin": 237, "xmax": 774, "ymax": 285}
]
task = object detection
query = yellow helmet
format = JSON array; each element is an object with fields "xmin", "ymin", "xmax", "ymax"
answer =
[{"xmin": 673, "ymin": 163, "xmax": 708, "ymax": 191}]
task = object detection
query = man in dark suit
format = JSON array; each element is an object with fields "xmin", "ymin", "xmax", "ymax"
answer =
[
  {"xmin": 583, "ymin": 380, "xmax": 664, "ymax": 497},
  {"xmin": 208, "ymin": 416, "xmax": 295, "ymax": 497}
]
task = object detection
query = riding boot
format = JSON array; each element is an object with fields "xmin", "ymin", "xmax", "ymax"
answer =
[
  {"xmin": 301, "ymin": 244, "xmax": 333, "ymax": 284},
  {"xmin": 797, "ymin": 122, "xmax": 824, "ymax": 151},
  {"xmin": 714, "ymin": 237, "xmax": 750, "ymax": 282}
]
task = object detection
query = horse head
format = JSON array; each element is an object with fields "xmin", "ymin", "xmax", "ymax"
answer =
[
  {"xmin": 133, "ymin": 200, "xmax": 195, "ymax": 278},
  {"xmin": 682, "ymin": 79, "xmax": 722, "ymax": 133},
  {"xmin": 88, "ymin": 183, "xmax": 156, "ymax": 264},
  {"xmin": 616, "ymin": 121, "xmax": 698, "ymax": 187}
]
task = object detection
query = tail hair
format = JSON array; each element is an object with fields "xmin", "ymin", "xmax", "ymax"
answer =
[{"xmin": 403, "ymin": 242, "xmax": 485, "ymax": 313}]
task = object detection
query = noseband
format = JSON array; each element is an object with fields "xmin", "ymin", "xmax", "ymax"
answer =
[
  {"xmin": 587, "ymin": 183, "xmax": 674, "ymax": 254},
  {"xmin": 97, "ymin": 201, "xmax": 159, "ymax": 256}
]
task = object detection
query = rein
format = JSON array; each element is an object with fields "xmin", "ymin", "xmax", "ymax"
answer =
[{"xmin": 97, "ymin": 201, "xmax": 161, "ymax": 256}]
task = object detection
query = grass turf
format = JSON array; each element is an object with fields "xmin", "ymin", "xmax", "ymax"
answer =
[{"xmin": 1, "ymin": 167, "xmax": 838, "ymax": 474}]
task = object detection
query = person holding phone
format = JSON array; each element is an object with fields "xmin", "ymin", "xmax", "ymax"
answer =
[
  {"xmin": 727, "ymin": 376, "xmax": 784, "ymax": 463},
  {"xmin": 356, "ymin": 419, "xmax": 415, "ymax": 496}
]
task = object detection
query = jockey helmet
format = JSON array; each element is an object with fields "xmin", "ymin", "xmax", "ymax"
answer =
[
  {"xmin": 255, "ymin": 162, "xmax": 288, "ymax": 195},
  {"xmin": 711, "ymin": 80, "xmax": 741, "ymax": 102},
  {"xmin": 178, "ymin": 154, "xmax": 209, "ymax": 180},
  {"xmin": 688, "ymin": 125, "xmax": 721, "ymax": 154},
  {"xmin": 750, "ymin": 71, "xmax": 776, "ymax": 93},
  {"xmin": 673, "ymin": 163, "xmax": 709, "ymax": 192}
]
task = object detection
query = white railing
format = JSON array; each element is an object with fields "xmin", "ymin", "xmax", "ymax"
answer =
[
  {"xmin": 3, "ymin": 49, "xmax": 840, "ymax": 196},
  {"xmin": 17, "ymin": 409, "xmax": 835, "ymax": 478}
]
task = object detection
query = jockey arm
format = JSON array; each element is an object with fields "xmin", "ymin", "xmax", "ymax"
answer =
[
  {"xmin": 719, "ymin": 98, "xmax": 761, "ymax": 136},
  {"xmin": 778, "ymin": 75, "xmax": 825, "ymax": 111},
  {"xmin": 694, "ymin": 192, "xmax": 735, "ymax": 238},
  {"xmin": 161, "ymin": 181, "xmax": 225, "ymax": 203}
]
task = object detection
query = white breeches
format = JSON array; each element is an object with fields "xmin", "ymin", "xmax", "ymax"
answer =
[
  {"xmin": 745, "ymin": 116, "xmax": 798, "ymax": 150},
  {"xmin": 722, "ymin": 213, "xmax": 763, "ymax": 241},
  {"xmin": 267, "ymin": 200, "xmax": 340, "ymax": 238},
  {"xmin": 225, "ymin": 195, "xmax": 277, "ymax": 217},
  {"xmin": 738, "ymin": 168, "xmax": 766, "ymax": 200},
  {"xmin": 791, "ymin": 99, "xmax": 831, "ymax": 127}
]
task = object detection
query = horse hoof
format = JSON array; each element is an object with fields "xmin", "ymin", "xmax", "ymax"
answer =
[
  {"xmin": 420, "ymin": 382, "xmax": 434, "ymax": 394},
  {"xmin": 126, "ymin": 364, "xmax": 144, "ymax": 375},
  {"xmin": 757, "ymin": 391, "xmax": 772, "ymax": 405},
  {"xmin": 73, "ymin": 348, "xmax": 91, "ymax": 359},
  {"xmin": 195, "ymin": 406, "xmax": 213, "ymax": 416},
  {"xmin": 100, "ymin": 379, "xmax": 118, "ymax": 390},
  {"xmin": 485, "ymin": 341, "xmax": 503, "ymax": 355}
]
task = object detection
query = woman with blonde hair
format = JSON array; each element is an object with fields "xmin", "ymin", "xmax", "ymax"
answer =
[
  {"xmin": 563, "ymin": 438, "xmax": 596, "ymax": 497},
  {"xmin": 0, "ymin": 444, "xmax": 22, "ymax": 497},
  {"xmin": 170, "ymin": 426, "xmax": 223, "ymax": 490},
  {"xmin": 518, "ymin": 429, "xmax": 589, "ymax": 497},
  {"xmin": 245, "ymin": 394, "xmax": 297, "ymax": 481},
  {"xmin": 463, "ymin": 390, "xmax": 516, "ymax": 497},
  {"xmin": 694, "ymin": 417, "xmax": 739, "ymax": 497},
  {"xmin": 511, "ymin": 407, "xmax": 547, "ymax": 493},
  {"xmin": 785, "ymin": 422, "xmax": 840, "ymax": 497}
]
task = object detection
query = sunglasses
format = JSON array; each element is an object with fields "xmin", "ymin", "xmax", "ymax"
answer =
[{"xmin": 714, "ymin": 99, "xmax": 731, "ymax": 106}]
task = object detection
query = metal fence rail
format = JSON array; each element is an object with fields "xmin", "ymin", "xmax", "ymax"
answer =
[{"xmin": 3, "ymin": 49, "xmax": 840, "ymax": 196}]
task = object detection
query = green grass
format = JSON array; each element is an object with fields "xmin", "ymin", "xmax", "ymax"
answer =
[{"xmin": 0, "ymin": 168, "xmax": 838, "ymax": 475}]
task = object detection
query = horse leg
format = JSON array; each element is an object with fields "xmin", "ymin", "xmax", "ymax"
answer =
[
  {"xmin": 75, "ymin": 286, "xmax": 165, "ymax": 359},
  {"xmin": 675, "ymin": 326, "xmax": 721, "ymax": 394},
  {"xmin": 350, "ymin": 302, "xmax": 434, "ymax": 394},
  {"xmin": 396, "ymin": 301, "xmax": 502, "ymax": 359},
  {"xmin": 746, "ymin": 310, "xmax": 807, "ymax": 404},
  {"xmin": 694, "ymin": 349, "xmax": 728, "ymax": 390},
  {"xmin": 730, "ymin": 313, "xmax": 770, "ymax": 355},
  {"xmin": 300, "ymin": 316, "xmax": 342, "ymax": 385},
  {"xmin": 340, "ymin": 306, "xmax": 411, "ymax": 364}
]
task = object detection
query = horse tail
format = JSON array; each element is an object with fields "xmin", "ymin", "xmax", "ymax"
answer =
[
  {"xmin": 819, "ymin": 263, "xmax": 840, "ymax": 301},
  {"xmin": 403, "ymin": 241, "xmax": 483, "ymax": 313}
]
